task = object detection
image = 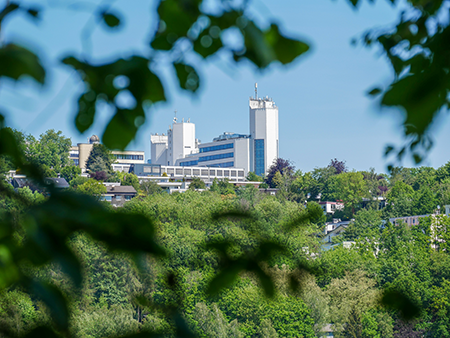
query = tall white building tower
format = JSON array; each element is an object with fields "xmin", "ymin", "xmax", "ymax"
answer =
[
  {"xmin": 167, "ymin": 117, "xmax": 196, "ymax": 166},
  {"xmin": 249, "ymin": 83, "xmax": 279, "ymax": 176}
]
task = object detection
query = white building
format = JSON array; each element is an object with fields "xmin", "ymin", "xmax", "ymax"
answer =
[
  {"xmin": 249, "ymin": 86, "xmax": 279, "ymax": 175},
  {"xmin": 70, "ymin": 135, "xmax": 145, "ymax": 171},
  {"xmin": 150, "ymin": 84, "xmax": 279, "ymax": 176}
]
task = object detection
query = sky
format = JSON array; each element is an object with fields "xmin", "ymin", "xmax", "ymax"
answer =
[{"xmin": 1, "ymin": 0, "xmax": 450, "ymax": 173}]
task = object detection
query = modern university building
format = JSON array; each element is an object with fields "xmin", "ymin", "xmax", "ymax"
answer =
[{"xmin": 150, "ymin": 84, "xmax": 279, "ymax": 176}]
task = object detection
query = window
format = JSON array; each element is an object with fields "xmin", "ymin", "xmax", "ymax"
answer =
[
  {"xmin": 198, "ymin": 152, "xmax": 233, "ymax": 162},
  {"xmin": 255, "ymin": 139, "xmax": 264, "ymax": 176},
  {"xmin": 115, "ymin": 196, "xmax": 122, "ymax": 201},
  {"xmin": 101, "ymin": 196, "xmax": 112, "ymax": 201},
  {"xmin": 113, "ymin": 154, "xmax": 144, "ymax": 160},
  {"xmin": 199, "ymin": 143, "xmax": 233, "ymax": 153},
  {"xmin": 176, "ymin": 169, "xmax": 182, "ymax": 175},
  {"xmin": 72, "ymin": 159, "xmax": 79, "ymax": 166},
  {"xmin": 180, "ymin": 160, "xmax": 198, "ymax": 166},
  {"xmin": 217, "ymin": 170, "xmax": 223, "ymax": 176},
  {"xmin": 238, "ymin": 171, "xmax": 244, "ymax": 177},
  {"xmin": 125, "ymin": 195, "xmax": 132, "ymax": 200},
  {"xmin": 209, "ymin": 162, "xmax": 234, "ymax": 168},
  {"xmin": 201, "ymin": 170, "xmax": 208, "ymax": 176}
]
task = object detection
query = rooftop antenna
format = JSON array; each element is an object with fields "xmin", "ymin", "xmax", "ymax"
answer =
[
  {"xmin": 254, "ymin": 83, "xmax": 258, "ymax": 99},
  {"xmin": 173, "ymin": 110, "xmax": 178, "ymax": 123}
]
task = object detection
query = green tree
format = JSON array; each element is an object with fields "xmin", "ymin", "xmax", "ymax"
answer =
[
  {"xmin": 189, "ymin": 177, "xmax": 206, "ymax": 190},
  {"xmin": 326, "ymin": 270, "xmax": 379, "ymax": 338},
  {"xmin": 344, "ymin": 209, "xmax": 382, "ymax": 242},
  {"xmin": 140, "ymin": 180, "xmax": 163, "ymax": 196},
  {"xmin": 329, "ymin": 172, "xmax": 369, "ymax": 215},
  {"xmin": 77, "ymin": 179, "xmax": 107, "ymax": 198},
  {"xmin": 120, "ymin": 173, "xmax": 140, "ymax": 191},
  {"xmin": 246, "ymin": 171, "xmax": 263, "ymax": 182},
  {"xmin": 86, "ymin": 144, "xmax": 115, "ymax": 174},
  {"xmin": 60, "ymin": 165, "xmax": 81, "ymax": 183}
]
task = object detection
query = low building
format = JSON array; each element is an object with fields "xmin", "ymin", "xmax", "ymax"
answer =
[
  {"xmin": 101, "ymin": 182, "xmax": 137, "ymax": 207},
  {"xmin": 319, "ymin": 201, "xmax": 344, "ymax": 215},
  {"xmin": 129, "ymin": 164, "xmax": 246, "ymax": 183},
  {"xmin": 70, "ymin": 135, "xmax": 145, "ymax": 171},
  {"xmin": 389, "ymin": 215, "xmax": 429, "ymax": 226},
  {"xmin": 322, "ymin": 219, "xmax": 354, "ymax": 251}
]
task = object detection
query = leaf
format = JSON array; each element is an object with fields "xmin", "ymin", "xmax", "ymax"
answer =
[
  {"xmin": 62, "ymin": 56, "xmax": 166, "ymax": 149},
  {"xmin": 151, "ymin": 0, "xmax": 202, "ymax": 50},
  {"xmin": 23, "ymin": 326, "xmax": 62, "ymax": 338},
  {"xmin": 0, "ymin": 44, "xmax": 45, "ymax": 84},
  {"xmin": 25, "ymin": 8, "xmax": 40, "ymax": 20},
  {"xmin": 211, "ymin": 210, "xmax": 254, "ymax": 221},
  {"xmin": 102, "ymin": 107, "xmax": 145, "ymax": 150},
  {"xmin": 206, "ymin": 260, "xmax": 246, "ymax": 296},
  {"xmin": 367, "ymin": 87, "xmax": 382, "ymax": 96},
  {"xmin": 384, "ymin": 145, "xmax": 395, "ymax": 156},
  {"xmin": 0, "ymin": 3, "xmax": 19, "ymax": 23},
  {"xmin": 253, "ymin": 264, "xmax": 275, "ymax": 297},
  {"xmin": 235, "ymin": 21, "xmax": 309, "ymax": 69},
  {"xmin": 412, "ymin": 153, "xmax": 422, "ymax": 164},
  {"xmin": 265, "ymin": 24, "xmax": 310, "ymax": 65},
  {"xmin": 174, "ymin": 62, "xmax": 200, "ymax": 92},
  {"xmin": 0, "ymin": 126, "xmax": 24, "ymax": 166},
  {"xmin": 27, "ymin": 280, "xmax": 69, "ymax": 331},
  {"xmin": 101, "ymin": 11, "xmax": 121, "ymax": 28},
  {"xmin": 380, "ymin": 289, "xmax": 421, "ymax": 320}
]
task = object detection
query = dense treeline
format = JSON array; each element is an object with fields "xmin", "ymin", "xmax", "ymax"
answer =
[
  {"xmin": 4, "ymin": 129, "xmax": 450, "ymax": 336},
  {"xmin": 2, "ymin": 170, "xmax": 450, "ymax": 337}
]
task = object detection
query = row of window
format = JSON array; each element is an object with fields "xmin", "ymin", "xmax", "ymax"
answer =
[
  {"xmin": 199, "ymin": 143, "xmax": 233, "ymax": 153},
  {"xmin": 199, "ymin": 152, "xmax": 233, "ymax": 162},
  {"xmin": 180, "ymin": 160, "xmax": 199, "ymax": 166},
  {"xmin": 114, "ymin": 154, "xmax": 144, "ymax": 160},
  {"xmin": 69, "ymin": 153, "xmax": 79, "ymax": 158},
  {"xmin": 72, "ymin": 159, "xmax": 79, "ymax": 166},
  {"xmin": 209, "ymin": 162, "xmax": 234, "ymax": 168},
  {"xmin": 255, "ymin": 139, "xmax": 265, "ymax": 176},
  {"xmin": 101, "ymin": 195, "xmax": 133, "ymax": 201}
]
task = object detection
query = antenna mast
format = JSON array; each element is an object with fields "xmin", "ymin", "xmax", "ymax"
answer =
[
  {"xmin": 254, "ymin": 83, "xmax": 258, "ymax": 99},
  {"xmin": 173, "ymin": 110, "xmax": 178, "ymax": 123}
]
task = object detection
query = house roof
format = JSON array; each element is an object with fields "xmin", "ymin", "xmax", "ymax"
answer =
[
  {"xmin": 106, "ymin": 185, "xmax": 137, "ymax": 194},
  {"xmin": 44, "ymin": 178, "xmax": 70, "ymax": 188}
]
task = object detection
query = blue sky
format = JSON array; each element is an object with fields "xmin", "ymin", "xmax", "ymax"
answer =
[{"xmin": 2, "ymin": 0, "xmax": 449, "ymax": 173}]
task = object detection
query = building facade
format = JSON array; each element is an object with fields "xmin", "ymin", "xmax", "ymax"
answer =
[
  {"xmin": 150, "ymin": 85, "xmax": 279, "ymax": 176},
  {"xmin": 249, "ymin": 93, "xmax": 279, "ymax": 176},
  {"xmin": 70, "ymin": 135, "xmax": 145, "ymax": 171}
]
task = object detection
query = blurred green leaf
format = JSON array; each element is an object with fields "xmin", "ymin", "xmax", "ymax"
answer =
[
  {"xmin": 23, "ymin": 326, "xmax": 62, "ymax": 338},
  {"xmin": 101, "ymin": 11, "xmax": 121, "ymax": 28},
  {"xmin": 367, "ymin": 87, "xmax": 382, "ymax": 96},
  {"xmin": 0, "ymin": 44, "xmax": 45, "ymax": 84},
  {"xmin": 102, "ymin": 107, "xmax": 145, "ymax": 150},
  {"xmin": 174, "ymin": 62, "xmax": 200, "ymax": 92},
  {"xmin": 62, "ymin": 56, "xmax": 165, "ymax": 149},
  {"xmin": 206, "ymin": 260, "xmax": 246, "ymax": 296},
  {"xmin": 235, "ymin": 21, "xmax": 309, "ymax": 69},
  {"xmin": 384, "ymin": 145, "xmax": 394, "ymax": 156},
  {"xmin": 380, "ymin": 289, "xmax": 421, "ymax": 320},
  {"xmin": 27, "ymin": 280, "xmax": 69, "ymax": 331},
  {"xmin": 151, "ymin": 0, "xmax": 202, "ymax": 50},
  {"xmin": 0, "ymin": 3, "xmax": 19, "ymax": 23}
]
